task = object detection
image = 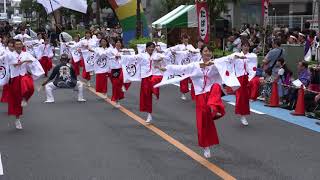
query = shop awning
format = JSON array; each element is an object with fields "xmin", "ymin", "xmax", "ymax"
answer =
[{"xmin": 152, "ymin": 5, "xmax": 197, "ymax": 29}]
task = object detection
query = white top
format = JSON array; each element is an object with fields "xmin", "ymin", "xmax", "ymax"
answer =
[
  {"xmin": 136, "ymin": 52, "xmax": 164, "ymax": 78},
  {"xmin": 166, "ymin": 61, "xmax": 222, "ymax": 95},
  {"xmin": 36, "ymin": 44, "xmax": 54, "ymax": 59},
  {"xmin": 107, "ymin": 47, "xmax": 122, "ymax": 69},
  {"xmin": 228, "ymin": 52, "xmax": 258, "ymax": 79},
  {"xmin": 8, "ymin": 51, "xmax": 37, "ymax": 78}
]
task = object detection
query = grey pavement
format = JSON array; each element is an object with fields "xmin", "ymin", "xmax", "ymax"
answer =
[{"xmin": 0, "ymin": 77, "xmax": 319, "ymax": 180}]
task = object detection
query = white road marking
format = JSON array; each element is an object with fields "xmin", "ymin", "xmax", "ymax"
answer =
[
  {"xmin": 227, "ymin": 102, "xmax": 265, "ymax": 115},
  {"xmin": 0, "ymin": 153, "xmax": 3, "ymax": 175}
]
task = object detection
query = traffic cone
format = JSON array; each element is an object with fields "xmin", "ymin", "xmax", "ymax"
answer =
[
  {"xmin": 267, "ymin": 81, "xmax": 279, "ymax": 107},
  {"xmin": 291, "ymin": 86, "xmax": 305, "ymax": 116}
]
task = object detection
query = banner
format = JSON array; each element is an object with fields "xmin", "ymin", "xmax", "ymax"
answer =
[
  {"xmin": 81, "ymin": 50, "xmax": 96, "ymax": 72},
  {"xmin": 262, "ymin": 0, "xmax": 269, "ymax": 27},
  {"xmin": 196, "ymin": 1, "xmax": 210, "ymax": 43},
  {"xmin": 175, "ymin": 51, "xmax": 201, "ymax": 65},
  {"xmin": 121, "ymin": 55, "xmax": 141, "ymax": 83},
  {"xmin": 94, "ymin": 54, "xmax": 110, "ymax": 74}
]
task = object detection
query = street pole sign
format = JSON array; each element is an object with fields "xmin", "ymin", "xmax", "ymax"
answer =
[{"xmin": 196, "ymin": 0, "xmax": 210, "ymax": 43}]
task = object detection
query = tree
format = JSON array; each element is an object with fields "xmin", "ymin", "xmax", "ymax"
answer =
[{"xmin": 20, "ymin": 0, "xmax": 47, "ymax": 28}]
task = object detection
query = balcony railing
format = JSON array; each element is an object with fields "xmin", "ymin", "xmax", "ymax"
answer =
[{"xmin": 268, "ymin": 15, "xmax": 318, "ymax": 30}]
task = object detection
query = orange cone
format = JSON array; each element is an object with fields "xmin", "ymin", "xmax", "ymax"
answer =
[
  {"xmin": 267, "ymin": 81, "xmax": 279, "ymax": 107},
  {"xmin": 291, "ymin": 86, "xmax": 305, "ymax": 116}
]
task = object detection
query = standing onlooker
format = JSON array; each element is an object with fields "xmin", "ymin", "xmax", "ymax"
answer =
[{"xmin": 262, "ymin": 39, "xmax": 283, "ymax": 77}]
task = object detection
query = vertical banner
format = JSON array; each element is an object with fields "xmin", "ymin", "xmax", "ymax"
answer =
[
  {"xmin": 262, "ymin": 0, "xmax": 269, "ymax": 27},
  {"xmin": 196, "ymin": 0, "xmax": 210, "ymax": 43}
]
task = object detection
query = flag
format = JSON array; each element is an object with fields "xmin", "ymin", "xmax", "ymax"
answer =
[
  {"xmin": 0, "ymin": 54, "xmax": 9, "ymax": 86},
  {"xmin": 81, "ymin": 50, "xmax": 96, "ymax": 72},
  {"xmin": 121, "ymin": 55, "xmax": 141, "ymax": 83},
  {"xmin": 71, "ymin": 49, "xmax": 82, "ymax": 63},
  {"xmin": 163, "ymin": 50, "xmax": 176, "ymax": 65},
  {"xmin": 57, "ymin": 0, "xmax": 87, "ymax": 13},
  {"xmin": 37, "ymin": 0, "xmax": 87, "ymax": 14},
  {"xmin": 210, "ymin": 56, "xmax": 241, "ymax": 90},
  {"xmin": 175, "ymin": 51, "xmax": 200, "ymax": 65},
  {"xmin": 94, "ymin": 54, "xmax": 110, "ymax": 74},
  {"xmin": 153, "ymin": 64, "xmax": 192, "ymax": 88},
  {"xmin": 36, "ymin": 0, "xmax": 61, "ymax": 14}
]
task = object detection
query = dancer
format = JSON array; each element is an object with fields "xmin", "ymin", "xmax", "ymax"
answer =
[
  {"xmin": 7, "ymin": 40, "xmax": 44, "ymax": 129},
  {"xmin": 157, "ymin": 45, "xmax": 225, "ymax": 158},
  {"xmin": 232, "ymin": 39, "xmax": 257, "ymax": 126},
  {"xmin": 41, "ymin": 54, "xmax": 86, "ymax": 103},
  {"xmin": 171, "ymin": 34, "xmax": 196, "ymax": 100},
  {"xmin": 93, "ymin": 37, "xmax": 110, "ymax": 96},
  {"xmin": 36, "ymin": 37, "xmax": 54, "ymax": 77},
  {"xmin": 80, "ymin": 31, "xmax": 97, "ymax": 86},
  {"xmin": 136, "ymin": 42, "xmax": 164, "ymax": 123},
  {"xmin": 108, "ymin": 38, "xmax": 131, "ymax": 107},
  {"xmin": 0, "ymin": 39, "xmax": 15, "ymax": 103}
]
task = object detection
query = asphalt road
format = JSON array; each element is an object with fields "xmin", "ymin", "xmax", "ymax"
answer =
[{"xmin": 0, "ymin": 76, "xmax": 319, "ymax": 180}]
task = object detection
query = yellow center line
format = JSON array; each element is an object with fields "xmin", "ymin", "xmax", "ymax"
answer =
[{"xmin": 84, "ymin": 84, "xmax": 236, "ymax": 180}]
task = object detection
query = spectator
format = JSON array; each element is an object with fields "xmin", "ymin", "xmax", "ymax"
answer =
[
  {"xmin": 305, "ymin": 92, "xmax": 320, "ymax": 113},
  {"xmin": 282, "ymin": 61, "xmax": 311, "ymax": 110},
  {"xmin": 260, "ymin": 68, "xmax": 274, "ymax": 103},
  {"xmin": 262, "ymin": 39, "xmax": 283, "ymax": 77},
  {"xmin": 276, "ymin": 58, "xmax": 293, "ymax": 103}
]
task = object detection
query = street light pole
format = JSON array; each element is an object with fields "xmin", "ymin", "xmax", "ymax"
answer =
[
  {"xmin": 136, "ymin": 0, "xmax": 142, "ymax": 39},
  {"xmin": 4, "ymin": 0, "xmax": 6, "ymax": 14}
]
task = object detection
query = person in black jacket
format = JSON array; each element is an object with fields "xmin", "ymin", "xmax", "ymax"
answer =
[{"xmin": 41, "ymin": 54, "xmax": 86, "ymax": 103}]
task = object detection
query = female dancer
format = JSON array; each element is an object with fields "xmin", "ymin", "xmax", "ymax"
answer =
[
  {"xmin": 158, "ymin": 45, "xmax": 225, "ymax": 158},
  {"xmin": 108, "ymin": 38, "xmax": 130, "ymax": 107}
]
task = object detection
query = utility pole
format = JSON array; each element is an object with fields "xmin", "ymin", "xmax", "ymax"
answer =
[{"xmin": 136, "ymin": 0, "xmax": 142, "ymax": 39}]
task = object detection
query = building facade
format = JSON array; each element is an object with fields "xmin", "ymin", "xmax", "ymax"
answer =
[{"xmin": 223, "ymin": 0, "xmax": 315, "ymax": 29}]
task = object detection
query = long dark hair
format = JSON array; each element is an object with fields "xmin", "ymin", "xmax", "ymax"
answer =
[{"xmin": 99, "ymin": 37, "xmax": 109, "ymax": 48}]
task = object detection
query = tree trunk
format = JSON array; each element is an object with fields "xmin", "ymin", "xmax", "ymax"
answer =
[
  {"xmin": 96, "ymin": 0, "xmax": 101, "ymax": 25},
  {"xmin": 136, "ymin": 0, "xmax": 142, "ymax": 39}
]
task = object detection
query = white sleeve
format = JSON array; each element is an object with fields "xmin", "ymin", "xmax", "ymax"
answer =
[{"xmin": 166, "ymin": 62, "xmax": 198, "ymax": 75}]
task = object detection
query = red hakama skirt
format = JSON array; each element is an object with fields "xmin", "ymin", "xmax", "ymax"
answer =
[
  {"xmin": 81, "ymin": 58, "xmax": 91, "ymax": 81},
  {"xmin": 8, "ymin": 75, "xmax": 34, "ymax": 116},
  {"xmin": 0, "ymin": 84, "xmax": 10, "ymax": 103},
  {"xmin": 140, "ymin": 76, "xmax": 153, "ymax": 113},
  {"xmin": 151, "ymin": 75, "xmax": 163, "ymax": 100},
  {"xmin": 235, "ymin": 75, "xmax": 250, "ymax": 115},
  {"xmin": 180, "ymin": 78, "xmax": 190, "ymax": 94},
  {"xmin": 39, "ymin": 56, "xmax": 53, "ymax": 76},
  {"xmin": 195, "ymin": 91, "xmax": 220, "ymax": 148},
  {"xmin": 71, "ymin": 59, "xmax": 81, "ymax": 76},
  {"xmin": 95, "ymin": 73, "xmax": 108, "ymax": 94}
]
